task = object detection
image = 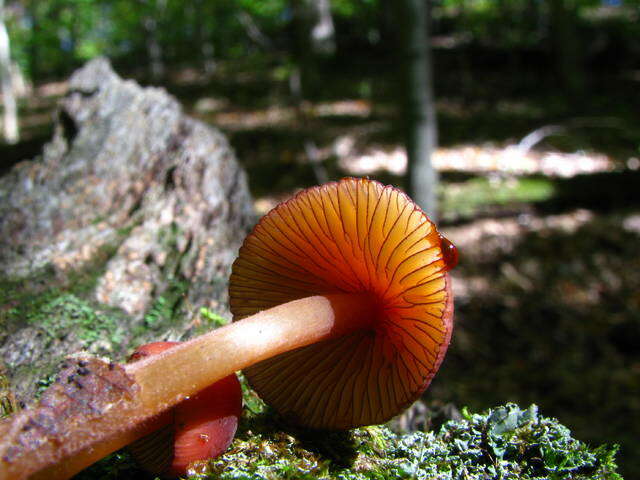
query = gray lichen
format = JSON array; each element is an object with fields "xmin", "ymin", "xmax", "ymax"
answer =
[
  {"xmin": 202, "ymin": 403, "xmax": 620, "ymax": 480},
  {"xmin": 76, "ymin": 400, "xmax": 621, "ymax": 480}
]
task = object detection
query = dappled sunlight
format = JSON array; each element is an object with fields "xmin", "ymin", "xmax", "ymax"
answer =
[
  {"xmin": 206, "ymin": 99, "xmax": 372, "ymax": 131},
  {"xmin": 623, "ymin": 214, "xmax": 640, "ymax": 234},
  {"xmin": 211, "ymin": 106, "xmax": 296, "ymax": 130},
  {"xmin": 437, "ymin": 98, "xmax": 544, "ymax": 119},
  {"xmin": 435, "ymin": 145, "xmax": 614, "ymax": 177},
  {"xmin": 193, "ymin": 97, "xmax": 231, "ymax": 114},
  {"xmin": 441, "ymin": 209, "xmax": 595, "ymax": 302},
  {"xmin": 442, "ymin": 209, "xmax": 594, "ymax": 253},
  {"xmin": 338, "ymin": 145, "xmax": 407, "ymax": 175},
  {"xmin": 253, "ymin": 191, "xmax": 303, "ymax": 216},
  {"xmin": 338, "ymin": 143, "xmax": 615, "ymax": 177},
  {"xmin": 313, "ymin": 99, "xmax": 371, "ymax": 118},
  {"xmin": 2, "ymin": 0, "xmax": 639, "ymax": 474},
  {"xmin": 441, "ymin": 209, "xmax": 640, "ymax": 418},
  {"xmin": 34, "ymin": 80, "xmax": 68, "ymax": 99}
]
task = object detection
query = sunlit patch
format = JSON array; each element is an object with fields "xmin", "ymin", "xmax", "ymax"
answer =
[
  {"xmin": 338, "ymin": 144, "xmax": 614, "ymax": 178},
  {"xmin": 230, "ymin": 177, "xmax": 454, "ymax": 429}
]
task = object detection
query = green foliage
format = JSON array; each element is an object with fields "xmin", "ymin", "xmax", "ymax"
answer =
[
  {"xmin": 78, "ymin": 402, "xmax": 620, "ymax": 480},
  {"xmin": 5, "ymin": 0, "xmax": 640, "ymax": 85},
  {"xmin": 239, "ymin": 0, "xmax": 287, "ymax": 20}
]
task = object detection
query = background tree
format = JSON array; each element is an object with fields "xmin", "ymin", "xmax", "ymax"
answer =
[
  {"xmin": 0, "ymin": 0, "xmax": 18, "ymax": 144},
  {"xmin": 397, "ymin": 0, "xmax": 438, "ymax": 219},
  {"xmin": 141, "ymin": 0, "xmax": 167, "ymax": 80},
  {"xmin": 548, "ymin": 0, "xmax": 584, "ymax": 97}
]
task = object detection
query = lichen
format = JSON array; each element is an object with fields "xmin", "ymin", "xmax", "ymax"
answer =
[
  {"xmin": 201, "ymin": 403, "xmax": 621, "ymax": 480},
  {"xmin": 75, "ymin": 401, "xmax": 621, "ymax": 480}
]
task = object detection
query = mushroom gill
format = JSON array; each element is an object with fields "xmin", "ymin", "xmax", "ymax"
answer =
[{"xmin": 230, "ymin": 177, "xmax": 455, "ymax": 428}]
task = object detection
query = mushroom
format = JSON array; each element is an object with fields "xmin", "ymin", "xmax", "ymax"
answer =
[
  {"xmin": 0, "ymin": 177, "xmax": 457, "ymax": 479},
  {"xmin": 127, "ymin": 342, "xmax": 242, "ymax": 478},
  {"xmin": 229, "ymin": 177, "xmax": 456, "ymax": 428}
]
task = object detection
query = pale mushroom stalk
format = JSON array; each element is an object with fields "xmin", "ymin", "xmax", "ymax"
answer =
[
  {"xmin": 0, "ymin": 178, "xmax": 456, "ymax": 480},
  {"xmin": 0, "ymin": 294, "xmax": 373, "ymax": 480}
]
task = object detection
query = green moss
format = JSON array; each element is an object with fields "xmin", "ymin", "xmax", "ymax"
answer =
[
  {"xmin": 0, "ymin": 237, "xmax": 125, "ymax": 336},
  {"xmin": 23, "ymin": 293, "xmax": 125, "ymax": 345},
  {"xmin": 1, "ymin": 287, "xmax": 131, "ymax": 400},
  {"xmin": 202, "ymin": 403, "xmax": 620, "ymax": 480},
  {"xmin": 135, "ymin": 277, "xmax": 189, "ymax": 336},
  {"xmin": 77, "ymin": 403, "xmax": 621, "ymax": 480},
  {"xmin": 0, "ymin": 285, "xmax": 128, "ymax": 353},
  {"xmin": 0, "ymin": 241, "xmax": 132, "ymax": 400},
  {"xmin": 441, "ymin": 215, "xmax": 639, "ymax": 477}
]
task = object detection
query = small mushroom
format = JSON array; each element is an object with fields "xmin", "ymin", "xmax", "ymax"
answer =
[
  {"xmin": 0, "ymin": 178, "xmax": 457, "ymax": 479},
  {"xmin": 127, "ymin": 342, "xmax": 242, "ymax": 478}
]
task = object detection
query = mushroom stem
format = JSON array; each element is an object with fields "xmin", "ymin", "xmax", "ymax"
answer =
[
  {"xmin": 0, "ymin": 293, "xmax": 376, "ymax": 480},
  {"xmin": 129, "ymin": 293, "xmax": 375, "ymax": 410}
]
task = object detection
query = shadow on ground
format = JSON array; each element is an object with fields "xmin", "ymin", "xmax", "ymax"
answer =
[{"xmin": 430, "ymin": 212, "xmax": 640, "ymax": 478}]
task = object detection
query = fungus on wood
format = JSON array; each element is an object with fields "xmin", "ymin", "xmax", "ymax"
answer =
[{"xmin": 0, "ymin": 177, "xmax": 456, "ymax": 480}]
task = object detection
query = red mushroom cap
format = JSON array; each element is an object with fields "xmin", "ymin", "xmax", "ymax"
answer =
[
  {"xmin": 128, "ymin": 342, "xmax": 242, "ymax": 478},
  {"xmin": 230, "ymin": 177, "xmax": 455, "ymax": 429}
]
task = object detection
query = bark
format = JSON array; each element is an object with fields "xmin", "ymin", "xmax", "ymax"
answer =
[
  {"xmin": 398, "ymin": 0, "xmax": 438, "ymax": 220},
  {"xmin": 0, "ymin": 58, "xmax": 254, "ymax": 402},
  {"xmin": 0, "ymin": 0, "xmax": 18, "ymax": 144}
]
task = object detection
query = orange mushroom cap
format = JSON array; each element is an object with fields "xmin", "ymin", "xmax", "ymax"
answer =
[
  {"xmin": 127, "ymin": 342, "xmax": 242, "ymax": 478},
  {"xmin": 229, "ymin": 177, "xmax": 456, "ymax": 429}
]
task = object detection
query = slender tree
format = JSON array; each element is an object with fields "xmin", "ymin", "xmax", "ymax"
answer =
[
  {"xmin": 308, "ymin": 0, "xmax": 335, "ymax": 56},
  {"xmin": 548, "ymin": 0, "xmax": 584, "ymax": 97},
  {"xmin": 289, "ymin": 0, "xmax": 335, "ymax": 184},
  {"xmin": 141, "ymin": 0, "xmax": 166, "ymax": 80},
  {"xmin": 290, "ymin": 0, "xmax": 336, "ymax": 95},
  {"xmin": 191, "ymin": 0, "xmax": 216, "ymax": 75},
  {"xmin": 397, "ymin": 0, "xmax": 438, "ymax": 220},
  {"xmin": 0, "ymin": 0, "xmax": 18, "ymax": 144}
]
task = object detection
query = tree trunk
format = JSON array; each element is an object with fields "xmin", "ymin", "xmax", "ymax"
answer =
[
  {"xmin": 0, "ymin": 0, "xmax": 18, "ymax": 144},
  {"xmin": 548, "ymin": 0, "xmax": 584, "ymax": 97},
  {"xmin": 192, "ymin": 0, "xmax": 216, "ymax": 75},
  {"xmin": 397, "ymin": 0, "xmax": 438, "ymax": 220},
  {"xmin": 289, "ymin": 0, "xmax": 331, "ymax": 184},
  {"xmin": 309, "ymin": 0, "xmax": 335, "ymax": 56},
  {"xmin": 142, "ymin": 0, "xmax": 166, "ymax": 80},
  {"xmin": 27, "ymin": 1, "xmax": 40, "ymax": 80},
  {"xmin": 291, "ymin": 0, "xmax": 336, "ymax": 93}
]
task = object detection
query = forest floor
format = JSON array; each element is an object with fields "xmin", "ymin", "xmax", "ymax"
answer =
[{"xmin": 2, "ymin": 55, "xmax": 639, "ymax": 477}]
